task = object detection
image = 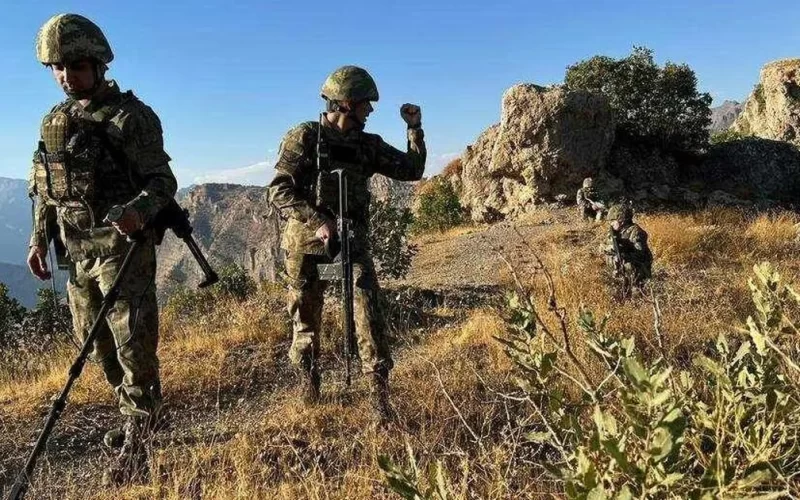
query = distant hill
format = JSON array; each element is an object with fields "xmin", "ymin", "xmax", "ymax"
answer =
[
  {"xmin": 0, "ymin": 262, "xmax": 66, "ymax": 308},
  {"xmin": 709, "ymin": 100, "xmax": 744, "ymax": 133},
  {"xmin": 0, "ymin": 177, "xmax": 32, "ymax": 266}
]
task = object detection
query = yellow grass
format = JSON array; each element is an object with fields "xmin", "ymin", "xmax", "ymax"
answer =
[{"xmin": 4, "ymin": 208, "xmax": 800, "ymax": 498}]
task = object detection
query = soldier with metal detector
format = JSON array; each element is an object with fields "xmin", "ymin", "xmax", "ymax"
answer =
[
  {"xmin": 269, "ymin": 65, "xmax": 426, "ymax": 422},
  {"xmin": 20, "ymin": 13, "xmax": 206, "ymax": 488}
]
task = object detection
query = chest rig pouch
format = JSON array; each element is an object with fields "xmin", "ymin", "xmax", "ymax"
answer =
[
  {"xmin": 313, "ymin": 126, "xmax": 371, "ymax": 219},
  {"xmin": 33, "ymin": 98, "xmax": 128, "ymax": 208},
  {"xmin": 34, "ymin": 111, "xmax": 84, "ymax": 205}
]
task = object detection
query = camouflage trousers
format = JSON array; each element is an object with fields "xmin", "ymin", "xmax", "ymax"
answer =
[
  {"xmin": 606, "ymin": 256, "xmax": 651, "ymax": 287},
  {"xmin": 283, "ymin": 251, "xmax": 393, "ymax": 374},
  {"xmin": 67, "ymin": 243, "xmax": 161, "ymax": 418}
]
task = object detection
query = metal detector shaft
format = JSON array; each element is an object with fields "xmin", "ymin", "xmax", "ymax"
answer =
[{"xmin": 7, "ymin": 239, "xmax": 143, "ymax": 500}]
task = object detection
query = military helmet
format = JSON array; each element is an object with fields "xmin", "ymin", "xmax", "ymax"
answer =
[
  {"xmin": 36, "ymin": 14, "xmax": 114, "ymax": 65},
  {"xmin": 582, "ymin": 177, "xmax": 594, "ymax": 188},
  {"xmin": 607, "ymin": 203, "xmax": 634, "ymax": 223},
  {"xmin": 321, "ymin": 65, "xmax": 379, "ymax": 103}
]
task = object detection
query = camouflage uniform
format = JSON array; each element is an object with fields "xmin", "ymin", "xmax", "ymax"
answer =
[
  {"xmin": 29, "ymin": 14, "xmax": 176, "ymax": 419},
  {"xmin": 269, "ymin": 67, "xmax": 426, "ymax": 382},
  {"xmin": 576, "ymin": 178, "xmax": 606, "ymax": 220},
  {"xmin": 271, "ymin": 116, "xmax": 426, "ymax": 374},
  {"xmin": 603, "ymin": 205, "xmax": 653, "ymax": 287}
]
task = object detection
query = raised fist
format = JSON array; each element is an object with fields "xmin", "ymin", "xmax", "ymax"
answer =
[{"xmin": 400, "ymin": 103, "xmax": 422, "ymax": 128}]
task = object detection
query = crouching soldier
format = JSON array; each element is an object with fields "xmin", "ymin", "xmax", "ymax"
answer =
[
  {"xmin": 603, "ymin": 204, "xmax": 653, "ymax": 292},
  {"xmin": 576, "ymin": 177, "xmax": 607, "ymax": 221},
  {"xmin": 268, "ymin": 66, "xmax": 426, "ymax": 422}
]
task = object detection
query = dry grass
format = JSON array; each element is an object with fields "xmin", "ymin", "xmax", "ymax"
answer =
[{"xmin": 3, "ymin": 208, "xmax": 800, "ymax": 498}]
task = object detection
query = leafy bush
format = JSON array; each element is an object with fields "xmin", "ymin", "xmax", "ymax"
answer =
[
  {"xmin": 710, "ymin": 129, "xmax": 747, "ymax": 145},
  {"xmin": 369, "ymin": 199, "xmax": 418, "ymax": 280},
  {"xmin": 412, "ymin": 178, "xmax": 464, "ymax": 234},
  {"xmin": 500, "ymin": 262, "xmax": 799, "ymax": 498},
  {"xmin": 565, "ymin": 46, "xmax": 712, "ymax": 152},
  {"xmin": 381, "ymin": 262, "xmax": 800, "ymax": 498},
  {"xmin": 164, "ymin": 263, "xmax": 256, "ymax": 321}
]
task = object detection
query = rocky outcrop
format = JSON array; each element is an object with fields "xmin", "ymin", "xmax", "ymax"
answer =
[
  {"xmin": 709, "ymin": 100, "xmax": 743, "ymax": 133},
  {"xmin": 157, "ymin": 178, "xmax": 416, "ymax": 298},
  {"xmin": 699, "ymin": 138, "xmax": 800, "ymax": 203},
  {"xmin": 370, "ymin": 175, "xmax": 416, "ymax": 207},
  {"xmin": 733, "ymin": 59, "xmax": 800, "ymax": 146},
  {"xmin": 459, "ymin": 84, "xmax": 615, "ymax": 222}
]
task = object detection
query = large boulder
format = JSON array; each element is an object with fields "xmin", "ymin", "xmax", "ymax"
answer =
[
  {"xmin": 733, "ymin": 59, "xmax": 800, "ymax": 146},
  {"xmin": 699, "ymin": 137, "xmax": 800, "ymax": 202},
  {"xmin": 459, "ymin": 84, "xmax": 615, "ymax": 221}
]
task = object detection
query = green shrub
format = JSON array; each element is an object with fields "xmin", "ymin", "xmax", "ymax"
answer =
[
  {"xmin": 165, "ymin": 263, "xmax": 256, "ymax": 321},
  {"xmin": 565, "ymin": 46, "xmax": 712, "ymax": 152},
  {"xmin": 709, "ymin": 129, "xmax": 747, "ymax": 145},
  {"xmin": 369, "ymin": 199, "xmax": 418, "ymax": 280},
  {"xmin": 381, "ymin": 262, "xmax": 800, "ymax": 498},
  {"xmin": 413, "ymin": 178, "xmax": 464, "ymax": 234},
  {"xmin": 499, "ymin": 262, "xmax": 800, "ymax": 498}
]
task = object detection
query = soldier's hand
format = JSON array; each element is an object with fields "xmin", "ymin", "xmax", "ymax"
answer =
[
  {"xmin": 400, "ymin": 103, "xmax": 422, "ymax": 128},
  {"xmin": 111, "ymin": 206, "xmax": 144, "ymax": 236},
  {"xmin": 315, "ymin": 219, "xmax": 337, "ymax": 243},
  {"xmin": 27, "ymin": 245, "xmax": 51, "ymax": 280}
]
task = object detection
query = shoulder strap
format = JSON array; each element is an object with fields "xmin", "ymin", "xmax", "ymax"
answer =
[{"xmin": 91, "ymin": 91, "xmax": 145, "ymax": 187}]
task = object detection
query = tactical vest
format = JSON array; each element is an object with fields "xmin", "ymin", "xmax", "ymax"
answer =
[
  {"xmin": 311, "ymin": 123, "xmax": 372, "ymax": 222},
  {"xmin": 32, "ymin": 93, "xmax": 144, "ymax": 259}
]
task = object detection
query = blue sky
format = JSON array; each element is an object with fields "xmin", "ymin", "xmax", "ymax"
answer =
[{"xmin": 0, "ymin": 0, "xmax": 797, "ymax": 186}]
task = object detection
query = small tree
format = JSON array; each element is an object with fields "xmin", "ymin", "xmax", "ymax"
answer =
[
  {"xmin": 24, "ymin": 287, "xmax": 72, "ymax": 338},
  {"xmin": 413, "ymin": 178, "xmax": 464, "ymax": 234},
  {"xmin": 565, "ymin": 46, "xmax": 712, "ymax": 152}
]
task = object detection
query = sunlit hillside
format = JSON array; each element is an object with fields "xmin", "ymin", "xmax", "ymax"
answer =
[{"xmin": 2, "ymin": 207, "xmax": 800, "ymax": 499}]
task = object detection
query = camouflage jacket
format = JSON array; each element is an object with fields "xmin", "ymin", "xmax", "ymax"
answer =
[
  {"xmin": 269, "ymin": 115, "xmax": 426, "ymax": 255},
  {"xmin": 576, "ymin": 187, "xmax": 600, "ymax": 208},
  {"xmin": 29, "ymin": 80, "xmax": 177, "ymax": 260},
  {"xmin": 603, "ymin": 223, "xmax": 653, "ymax": 270}
]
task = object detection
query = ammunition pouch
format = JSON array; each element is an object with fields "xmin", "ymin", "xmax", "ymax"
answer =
[{"xmin": 34, "ymin": 110, "xmax": 98, "ymax": 205}]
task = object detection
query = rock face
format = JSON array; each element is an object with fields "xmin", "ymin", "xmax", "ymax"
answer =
[
  {"xmin": 369, "ymin": 174, "xmax": 416, "ymax": 207},
  {"xmin": 733, "ymin": 59, "xmax": 800, "ymax": 146},
  {"xmin": 156, "ymin": 178, "xmax": 415, "ymax": 298},
  {"xmin": 700, "ymin": 138, "xmax": 800, "ymax": 202},
  {"xmin": 156, "ymin": 183, "xmax": 283, "ymax": 298},
  {"xmin": 709, "ymin": 100, "xmax": 744, "ymax": 133},
  {"xmin": 459, "ymin": 84, "xmax": 615, "ymax": 221}
]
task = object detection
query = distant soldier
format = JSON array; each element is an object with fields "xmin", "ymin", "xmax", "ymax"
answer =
[
  {"xmin": 268, "ymin": 66, "xmax": 426, "ymax": 422},
  {"xmin": 576, "ymin": 177, "xmax": 607, "ymax": 220},
  {"xmin": 603, "ymin": 204, "xmax": 653, "ymax": 291},
  {"xmin": 27, "ymin": 14, "xmax": 176, "ymax": 485}
]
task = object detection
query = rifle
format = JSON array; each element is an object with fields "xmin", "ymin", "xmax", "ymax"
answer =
[
  {"xmin": 609, "ymin": 227, "xmax": 631, "ymax": 295},
  {"xmin": 7, "ymin": 199, "xmax": 218, "ymax": 500},
  {"xmin": 316, "ymin": 169, "xmax": 358, "ymax": 387}
]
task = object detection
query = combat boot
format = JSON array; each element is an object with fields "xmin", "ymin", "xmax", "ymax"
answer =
[
  {"xmin": 301, "ymin": 355, "xmax": 321, "ymax": 404},
  {"xmin": 370, "ymin": 368, "xmax": 397, "ymax": 425},
  {"xmin": 102, "ymin": 416, "xmax": 150, "ymax": 486}
]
